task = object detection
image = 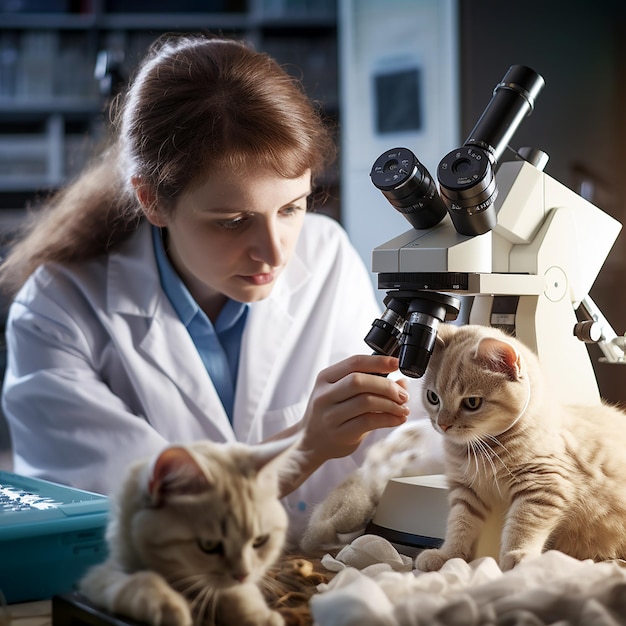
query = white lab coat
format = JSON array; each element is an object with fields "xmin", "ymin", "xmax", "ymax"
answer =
[{"xmin": 2, "ymin": 213, "xmax": 402, "ymax": 538}]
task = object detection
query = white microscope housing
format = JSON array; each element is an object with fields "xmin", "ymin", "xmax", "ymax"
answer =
[{"xmin": 372, "ymin": 157, "xmax": 622, "ymax": 405}]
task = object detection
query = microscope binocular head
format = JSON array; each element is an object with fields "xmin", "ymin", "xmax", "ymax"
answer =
[
  {"xmin": 365, "ymin": 291, "xmax": 461, "ymax": 378},
  {"xmin": 370, "ymin": 65, "xmax": 544, "ymax": 237}
]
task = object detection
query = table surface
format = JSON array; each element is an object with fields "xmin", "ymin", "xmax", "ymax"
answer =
[{"xmin": 3, "ymin": 600, "xmax": 51, "ymax": 626}]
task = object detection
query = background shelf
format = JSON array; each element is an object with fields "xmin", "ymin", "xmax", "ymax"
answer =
[{"xmin": 0, "ymin": 0, "xmax": 339, "ymax": 215}]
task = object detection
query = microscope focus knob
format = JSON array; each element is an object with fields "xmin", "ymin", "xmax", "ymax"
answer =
[{"xmin": 573, "ymin": 320, "xmax": 603, "ymax": 343}]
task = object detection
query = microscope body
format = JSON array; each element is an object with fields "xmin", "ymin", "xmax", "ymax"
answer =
[{"xmin": 372, "ymin": 159, "xmax": 622, "ymax": 404}]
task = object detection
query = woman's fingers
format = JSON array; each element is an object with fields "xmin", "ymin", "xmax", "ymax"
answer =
[
  {"xmin": 315, "ymin": 366, "xmax": 410, "ymax": 411},
  {"xmin": 321, "ymin": 354, "xmax": 400, "ymax": 383},
  {"xmin": 300, "ymin": 354, "xmax": 412, "ymax": 461},
  {"xmin": 321, "ymin": 392, "xmax": 409, "ymax": 443}
]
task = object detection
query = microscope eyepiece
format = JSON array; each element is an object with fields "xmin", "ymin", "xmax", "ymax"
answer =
[
  {"xmin": 437, "ymin": 145, "xmax": 499, "ymax": 235},
  {"xmin": 437, "ymin": 65, "xmax": 544, "ymax": 236},
  {"xmin": 370, "ymin": 148, "xmax": 447, "ymax": 230}
]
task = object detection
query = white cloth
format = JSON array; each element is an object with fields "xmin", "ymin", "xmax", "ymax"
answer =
[
  {"xmin": 311, "ymin": 535, "xmax": 626, "ymax": 625},
  {"xmin": 2, "ymin": 214, "xmax": 407, "ymax": 539}
]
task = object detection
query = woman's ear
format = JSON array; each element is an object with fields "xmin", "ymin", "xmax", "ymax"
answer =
[{"xmin": 131, "ymin": 176, "xmax": 167, "ymax": 227}]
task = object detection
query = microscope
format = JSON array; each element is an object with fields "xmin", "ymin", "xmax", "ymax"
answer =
[{"xmin": 363, "ymin": 65, "xmax": 626, "ymax": 554}]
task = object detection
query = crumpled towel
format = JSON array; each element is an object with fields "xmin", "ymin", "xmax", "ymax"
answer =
[
  {"xmin": 321, "ymin": 534, "xmax": 414, "ymax": 575},
  {"xmin": 310, "ymin": 535, "xmax": 626, "ymax": 626}
]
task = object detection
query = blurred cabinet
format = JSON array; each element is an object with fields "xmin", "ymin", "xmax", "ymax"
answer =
[{"xmin": 0, "ymin": 0, "xmax": 338, "ymax": 215}]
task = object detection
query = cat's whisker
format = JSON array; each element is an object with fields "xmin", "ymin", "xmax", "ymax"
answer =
[
  {"xmin": 472, "ymin": 438, "xmax": 498, "ymax": 483},
  {"xmin": 468, "ymin": 439, "xmax": 485, "ymax": 474},
  {"xmin": 186, "ymin": 585, "xmax": 217, "ymax": 626},
  {"xmin": 469, "ymin": 440, "xmax": 481, "ymax": 469},
  {"xmin": 467, "ymin": 440, "xmax": 490, "ymax": 490},
  {"xmin": 473, "ymin": 435, "xmax": 515, "ymax": 500},
  {"xmin": 183, "ymin": 578, "xmax": 217, "ymax": 624},
  {"xmin": 165, "ymin": 573, "xmax": 217, "ymax": 624},
  {"xmin": 170, "ymin": 572, "xmax": 203, "ymax": 597},
  {"xmin": 484, "ymin": 433, "xmax": 512, "ymax": 458},
  {"xmin": 473, "ymin": 436, "xmax": 512, "ymax": 501},
  {"xmin": 480, "ymin": 435, "xmax": 516, "ymax": 484},
  {"xmin": 464, "ymin": 441, "xmax": 479, "ymax": 486},
  {"xmin": 196, "ymin": 586, "xmax": 218, "ymax": 625}
]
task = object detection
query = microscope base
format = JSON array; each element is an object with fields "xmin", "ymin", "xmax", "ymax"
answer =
[{"xmin": 368, "ymin": 475, "xmax": 503, "ymax": 560}]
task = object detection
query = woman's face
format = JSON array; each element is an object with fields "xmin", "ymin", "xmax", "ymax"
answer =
[{"xmin": 146, "ymin": 169, "xmax": 311, "ymax": 320}]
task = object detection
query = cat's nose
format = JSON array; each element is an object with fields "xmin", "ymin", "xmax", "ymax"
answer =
[
  {"xmin": 439, "ymin": 423, "xmax": 451, "ymax": 432},
  {"xmin": 233, "ymin": 572, "xmax": 249, "ymax": 582}
]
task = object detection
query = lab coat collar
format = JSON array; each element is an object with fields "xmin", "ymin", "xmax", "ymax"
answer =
[
  {"xmin": 106, "ymin": 222, "xmax": 234, "ymax": 439},
  {"xmin": 107, "ymin": 221, "xmax": 161, "ymax": 317}
]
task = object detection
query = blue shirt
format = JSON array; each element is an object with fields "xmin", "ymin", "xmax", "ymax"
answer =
[{"xmin": 152, "ymin": 226, "xmax": 248, "ymax": 421}]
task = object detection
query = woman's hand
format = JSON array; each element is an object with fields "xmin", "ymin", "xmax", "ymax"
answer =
[{"xmin": 299, "ymin": 353, "xmax": 409, "ymax": 466}]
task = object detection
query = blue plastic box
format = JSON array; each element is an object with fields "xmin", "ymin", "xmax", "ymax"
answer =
[{"xmin": 0, "ymin": 471, "xmax": 109, "ymax": 604}]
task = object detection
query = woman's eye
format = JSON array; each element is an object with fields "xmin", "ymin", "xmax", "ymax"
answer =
[
  {"xmin": 463, "ymin": 397, "xmax": 483, "ymax": 410},
  {"xmin": 197, "ymin": 538, "xmax": 223, "ymax": 554},
  {"xmin": 281, "ymin": 204, "xmax": 301, "ymax": 217},
  {"xmin": 252, "ymin": 534, "xmax": 270, "ymax": 549},
  {"xmin": 217, "ymin": 217, "xmax": 247, "ymax": 230},
  {"xmin": 426, "ymin": 390, "xmax": 439, "ymax": 406}
]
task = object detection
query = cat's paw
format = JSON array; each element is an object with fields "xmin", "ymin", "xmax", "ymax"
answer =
[
  {"xmin": 415, "ymin": 548, "xmax": 450, "ymax": 572},
  {"xmin": 225, "ymin": 606, "xmax": 284, "ymax": 626},
  {"xmin": 113, "ymin": 571, "xmax": 192, "ymax": 626},
  {"xmin": 500, "ymin": 549, "xmax": 533, "ymax": 571}
]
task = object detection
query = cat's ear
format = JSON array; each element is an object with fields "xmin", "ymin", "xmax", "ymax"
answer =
[
  {"xmin": 147, "ymin": 446, "xmax": 211, "ymax": 506},
  {"xmin": 250, "ymin": 435, "xmax": 299, "ymax": 471},
  {"xmin": 473, "ymin": 337, "xmax": 522, "ymax": 381},
  {"xmin": 249, "ymin": 435, "xmax": 302, "ymax": 489}
]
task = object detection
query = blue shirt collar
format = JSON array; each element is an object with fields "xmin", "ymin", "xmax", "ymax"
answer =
[{"xmin": 152, "ymin": 226, "xmax": 248, "ymax": 330}]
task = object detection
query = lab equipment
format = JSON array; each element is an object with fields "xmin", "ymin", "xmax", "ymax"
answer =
[
  {"xmin": 365, "ymin": 65, "xmax": 625, "ymax": 551},
  {"xmin": 0, "ymin": 471, "xmax": 109, "ymax": 603},
  {"xmin": 366, "ymin": 63, "xmax": 624, "ymax": 401}
]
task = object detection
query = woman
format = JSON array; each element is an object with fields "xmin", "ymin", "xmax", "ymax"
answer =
[{"xmin": 0, "ymin": 34, "xmax": 411, "ymax": 539}]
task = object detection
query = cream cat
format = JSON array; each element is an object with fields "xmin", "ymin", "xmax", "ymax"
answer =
[
  {"xmin": 80, "ymin": 437, "xmax": 300, "ymax": 626},
  {"xmin": 416, "ymin": 323, "xmax": 626, "ymax": 572}
]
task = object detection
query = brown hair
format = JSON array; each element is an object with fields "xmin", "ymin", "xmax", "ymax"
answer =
[{"xmin": 0, "ymin": 34, "xmax": 336, "ymax": 296}]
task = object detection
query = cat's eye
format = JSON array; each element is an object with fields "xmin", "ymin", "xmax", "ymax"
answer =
[
  {"xmin": 252, "ymin": 534, "xmax": 270, "ymax": 549},
  {"xmin": 426, "ymin": 390, "xmax": 440, "ymax": 406},
  {"xmin": 463, "ymin": 397, "xmax": 483, "ymax": 410},
  {"xmin": 197, "ymin": 538, "xmax": 223, "ymax": 555}
]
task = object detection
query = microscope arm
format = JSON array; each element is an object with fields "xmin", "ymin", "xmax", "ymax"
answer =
[{"xmin": 505, "ymin": 162, "xmax": 621, "ymax": 306}]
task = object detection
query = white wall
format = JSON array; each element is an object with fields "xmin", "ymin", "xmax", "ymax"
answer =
[{"xmin": 339, "ymin": 0, "xmax": 460, "ymax": 295}]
